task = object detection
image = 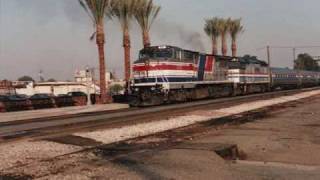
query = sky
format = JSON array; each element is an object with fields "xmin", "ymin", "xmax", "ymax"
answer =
[{"xmin": 0, "ymin": 0, "xmax": 319, "ymax": 81}]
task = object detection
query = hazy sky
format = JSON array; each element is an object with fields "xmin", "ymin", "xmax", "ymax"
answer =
[{"xmin": 0, "ymin": 0, "xmax": 319, "ymax": 81}]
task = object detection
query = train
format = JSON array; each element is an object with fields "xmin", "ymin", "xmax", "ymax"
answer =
[{"xmin": 129, "ymin": 45, "xmax": 320, "ymax": 106}]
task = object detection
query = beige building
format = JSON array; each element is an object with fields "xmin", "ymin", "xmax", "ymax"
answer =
[{"xmin": 0, "ymin": 80, "xmax": 15, "ymax": 95}]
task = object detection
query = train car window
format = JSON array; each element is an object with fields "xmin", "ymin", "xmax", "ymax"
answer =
[
  {"xmin": 175, "ymin": 50, "xmax": 182, "ymax": 60},
  {"xmin": 182, "ymin": 51, "xmax": 197, "ymax": 62},
  {"xmin": 219, "ymin": 61, "xmax": 228, "ymax": 68},
  {"xmin": 228, "ymin": 61, "xmax": 241, "ymax": 69},
  {"xmin": 183, "ymin": 51, "xmax": 193, "ymax": 59}
]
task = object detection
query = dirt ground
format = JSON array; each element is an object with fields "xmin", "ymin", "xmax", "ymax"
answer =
[
  {"xmin": 194, "ymin": 96, "xmax": 320, "ymax": 180},
  {"xmin": 1, "ymin": 96, "xmax": 320, "ymax": 180}
]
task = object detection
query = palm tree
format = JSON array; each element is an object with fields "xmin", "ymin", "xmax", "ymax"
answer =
[
  {"xmin": 79, "ymin": 0, "xmax": 110, "ymax": 103},
  {"xmin": 110, "ymin": 0, "xmax": 136, "ymax": 82},
  {"xmin": 134, "ymin": 0, "xmax": 161, "ymax": 48},
  {"xmin": 228, "ymin": 18, "xmax": 244, "ymax": 57},
  {"xmin": 204, "ymin": 18, "xmax": 220, "ymax": 55},
  {"xmin": 217, "ymin": 18, "xmax": 229, "ymax": 56}
]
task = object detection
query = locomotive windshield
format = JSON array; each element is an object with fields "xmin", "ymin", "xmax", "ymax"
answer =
[
  {"xmin": 139, "ymin": 47, "xmax": 174, "ymax": 60},
  {"xmin": 136, "ymin": 46, "xmax": 198, "ymax": 63}
]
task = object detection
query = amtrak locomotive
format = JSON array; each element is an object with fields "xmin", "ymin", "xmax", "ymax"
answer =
[{"xmin": 129, "ymin": 45, "xmax": 320, "ymax": 106}]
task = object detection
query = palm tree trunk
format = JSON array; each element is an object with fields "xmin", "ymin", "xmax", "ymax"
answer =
[
  {"xmin": 231, "ymin": 39, "xmax": 237, "ymax": 57},
  {"xmin": 96, "ymin": 21, "xmax": 108, "ymax": 104},
  {"xmin": 212, "ymin": 36, "xmax": 218, "ymax": 55},
  {"xmin": 143, "ymin": 30, "xmax": 151, "ymax": 48},
  {"xmin": 221, "ymin": 33, "xmax": 227, "ymax": 56},
  {"xmin": 123, "ymin": 29, "xmax": 131, "ymax": 82}
]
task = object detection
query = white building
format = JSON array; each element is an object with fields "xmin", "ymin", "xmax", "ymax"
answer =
[
  {"xmin": 15, "ymin": 81, "xmax": 100, "ymax": 96},
  {"xmin": 75, "ymin": 69, "xmax": 126, "ymax": 93},
  {"xmin": 74, "ymin": 70, "xmax": 94, "ymax": 83},
  {"xmin": 74, "ymin": 69, "xmax": 113, "ymax": 84},
  {"xmin": 14, "ymin": 69, "xmax": 126, "ymax": 96}
]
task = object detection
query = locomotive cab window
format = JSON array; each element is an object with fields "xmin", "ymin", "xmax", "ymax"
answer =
[{"xmin": 138, "ymin": 48, "xmax": 174, "ymax": 61}]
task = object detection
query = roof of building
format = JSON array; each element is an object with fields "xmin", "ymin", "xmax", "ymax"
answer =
[{"xmin": 35, "ymin": 81, "xmax": 86, "ymax": 86}]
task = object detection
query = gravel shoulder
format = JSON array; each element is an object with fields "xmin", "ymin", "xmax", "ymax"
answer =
[{"xmin": 0, "ymin": 103, "xmax": 129, "ymax": 123}]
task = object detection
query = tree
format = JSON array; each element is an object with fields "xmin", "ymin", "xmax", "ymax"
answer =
[
  {"xmin": 109, "ymin": 84, "xmax": 124, "ymax": 95},
  {"xmin": 134, "ymin": 0, "xmax": 160, "ymax": 48},
  {"xmin": 79, "ymin": 0, "xmax": 110, "ymax": 103},
  {"xmin": 18, "ymin": 76, "xmax": 34, "ymax": 82},
  {"xmin": 216, "ymin": 18, "xmax": 229, "ymax": 56},
  {"xmin": 110, "ymin": 0, "xmax": 136, "ymax": 82},
  {"xmin": 242, "ymin": 54, "xmax": 259, "ymax": 61},
  {"xmin": 294, "ymin": 53, "xmax": 319, "ymax": 71},
  {"xmin": 204, "ymin": 18, "xmax": 220, "ymax": 55},
  {"xmin": 228, "ymin": 18, "xmax": 244, "ymax": 57}
]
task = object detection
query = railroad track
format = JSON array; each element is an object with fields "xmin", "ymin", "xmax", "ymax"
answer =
[{"xmin": 0, "ymin": 87, "xmax": 319, "ymax": 143}]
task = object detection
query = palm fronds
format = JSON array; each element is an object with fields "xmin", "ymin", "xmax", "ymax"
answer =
[
  {"xmin": 109, "ymin": 0, "xmax": 136, "ymax": 31},
  {"xmin": 204, "ymin": 17, "xmax": 220, "ymax": 39},
  {"xmin": 79, "ymin": 0, "xmax": 110, "ymax": 25},
  {"xmin": 134, "ymin": 0, "xmax": 161, "ymax": 47},
  {"xmin": 204, "ymin": 17, "xmax": 220, "ymax": 55},
  {"xmin": 228, "ymin": 18, "xmax": 244, "ymax": 57},
  {"xmin": 216, "ymin": 18, "xmax": 229, "ymax": 37},
  {"xmin": 228, "ymin": 18, "xmax": 244, "ymax": 41}
]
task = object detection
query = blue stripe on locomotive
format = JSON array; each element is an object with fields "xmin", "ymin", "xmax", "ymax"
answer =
[{"xmin": 197, "ymin": 55, "xmax": 206, "ymax": 81}]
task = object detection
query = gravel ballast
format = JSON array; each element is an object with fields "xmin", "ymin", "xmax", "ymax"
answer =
[
  {"xmin": 75, "ymin": 90, "xmax": 320, "ymax": 145},
  {"xmin": 0, "ymin": 141, "xmax": 81, "ymax": 170}
]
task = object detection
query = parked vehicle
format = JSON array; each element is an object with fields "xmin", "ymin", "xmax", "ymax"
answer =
[
  {"xmin": 67, "ymin": 91, "xmax": 87, "ymax": 97},
  {"xmin": 0, "ymin": 94, "xmax": 33, "ymax": 111},
  {"xmin": 54, "ymin": 94, "xmax": 74, "ymax": 107},
  {"xmin": 0, "ymin": 102, "xmax": 5, "ymax": 112},
  {"xmin": 29, "ymin": 93, "xmax": 56, "ymax": 109},
  {"xmin": 0, "ymin": 95, "xmax": 7, "ymax": 112},
  {"xmin": 67, "ymin": 92, "xmax": 88, "ymax": 106}
]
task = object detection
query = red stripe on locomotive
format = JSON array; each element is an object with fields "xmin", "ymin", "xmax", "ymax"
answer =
[
  {"xmin": 133, "ymin": 64, "xmax": 197, "ymax": 72},
  {"xmin": 204, "ymin": 56, "xmax": 214, "ymax": 72}
]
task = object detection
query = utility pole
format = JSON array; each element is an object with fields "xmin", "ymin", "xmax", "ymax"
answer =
[
  {"xmin": 267, "ymin": 46, "xmax": 272, "ymax": 90},
  {"xmin": 91, "ymin": 68, "xmax": 96, "ymax": 95},
  {"xmin": 292, "ymin": 48, "xmax": 302, "ymax": 87},
  {"xmin": 86, "ymin": 66, "xmax": 92, "ymax": 106},
  {"xmin": 39, "ymin": 70, "xmax": 44, "ymax": 82},
  {"xmin": 293, "ymin": 48, "xmax": 296, "ymax": 63}
]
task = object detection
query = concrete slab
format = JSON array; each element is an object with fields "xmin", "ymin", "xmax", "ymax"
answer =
[{"xmin": 0, "ymin": 103, "xmax": 129, "ymax": 123}]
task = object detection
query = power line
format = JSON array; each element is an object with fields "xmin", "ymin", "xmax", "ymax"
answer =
[
  {"xmin": 256, "ymin": 47, "xmax": 267, "ymax": 51},
  {"xmin": 256, "ymin": 45, "xmax": 320, "ymax": 62},
  {"xmin": 257, "ymin": 45, "xmax": 320, "ymax": 51},
  {"xmin": 272, "ymin": 46, "xmax": 320, "ymax": 49}
]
